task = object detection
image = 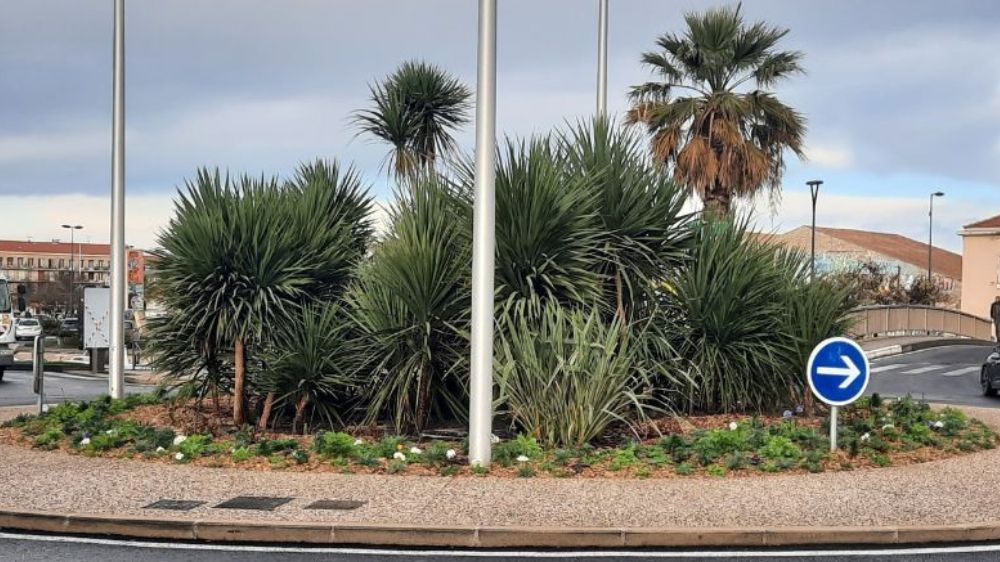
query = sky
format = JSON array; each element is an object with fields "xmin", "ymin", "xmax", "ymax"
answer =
[{"xmin": 1, "ymin": 0, "xmax": 998, "ymax": 252}]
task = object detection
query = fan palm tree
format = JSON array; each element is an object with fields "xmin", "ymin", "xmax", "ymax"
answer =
[
  {"xmin": 353, "ymin": 60, "xmax": 471, "ymax": 182},
  {"xmin": 628, "ymin": 4, "xmax": 806, "ymax": 216}
]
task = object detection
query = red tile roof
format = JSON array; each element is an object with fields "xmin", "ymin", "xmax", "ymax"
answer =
[
  {"xmin": 0, "ymin": 239, "xmax": 111, "ymax": 256},
  {"xmin": 964, "ymin": 213, "xmax": 1000, "ymax": 229},
  {"xmin": 814, "ymin": 227, "xmax": 963, "ymax": 281}
]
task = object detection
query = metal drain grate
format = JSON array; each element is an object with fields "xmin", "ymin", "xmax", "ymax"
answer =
[
  {"xmin": 304, "ymin": 499, "xmax": 366, "ymax": 510},
  {"xmin": 213, "ymin": 496, "xmax": 294, "ymax": 511},
  {"xmin": 143, "ymin": 499, "xmax": 205, "ymax": 511}
]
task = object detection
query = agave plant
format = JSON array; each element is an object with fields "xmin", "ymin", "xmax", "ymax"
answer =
[
  {"xmin": 347, "ymin": 176, "xmax": 471, "ymax": 433},
  {"xmin": 353, "ymin": 60, "xmax": 471, "ymax": 182}
]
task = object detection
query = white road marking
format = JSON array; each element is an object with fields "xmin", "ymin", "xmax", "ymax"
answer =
[
  {"xmin": 871, "ymin": 364, "xmax": 904, "ymax": 373},
  {"xmin": 6, "ymin": 531, "xmax": 1000, "ymax": 558},
  {"xmin": 901, "ymin": 365, "xmax": 946, "ymax": 375},
  {"xmin": 940, "ymin": 366, "xmax": 981, "ymax": 377}
]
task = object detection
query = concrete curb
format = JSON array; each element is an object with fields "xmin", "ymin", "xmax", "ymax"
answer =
[
  {"xmin": 3, "ymin": 509, "xmax": 1000, "ymax": 547},
  {"xmin": 865, "ymin": 338, "xmax": 995, "ymax": 360}
]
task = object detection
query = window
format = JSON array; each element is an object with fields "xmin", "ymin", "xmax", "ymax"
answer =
[
  {"xmin": 47, "ymin": 258, "xmax": 53, "ymax": 268},
  {"xmin": 88, "ymin": 260, "xmax": 94, "ymax": 268},
  {"xmin": 58, "ymin": 258, "xmax": 65, "ymax": 268},
  {"xmin": 98, "ymin": 260, "xmax": 104, "ymax": 268},
  {"xmin": 16, "ymin": 257, "xmax": 23, "ymax": 267},
  {"xmin": 27, "ymin": 258, "xmax": 34, "ymax": 267},
  {"xmin": 5, "ymin": 257, "xmax": 11, "ymax": 266}
]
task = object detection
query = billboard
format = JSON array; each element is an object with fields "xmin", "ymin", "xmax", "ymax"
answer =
[{"xmin": 83, "ymin": 287, "xmax": 110, "ymax": 349}]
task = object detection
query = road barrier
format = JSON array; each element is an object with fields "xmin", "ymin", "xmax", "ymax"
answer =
[{"xmin": 848, "ymin": 305, "xmax": 995, "ymax": 341}]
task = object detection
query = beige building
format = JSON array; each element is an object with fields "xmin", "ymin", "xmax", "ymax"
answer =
[
  {"xmin": 959, "ymin": 214, "xmax": 1000, "ymax": 319},
  {"xmin": 760, "ymin": 226, "xmax": 963, "ymax": 304}
]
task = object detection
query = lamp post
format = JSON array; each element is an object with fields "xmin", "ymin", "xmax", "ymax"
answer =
[
  {"xmin": 596, "ymin": 0, "xmax": 608, "ymax": 116},
  {"xmin": 109, "ymin": 0, "xmax": 127, "ymax": 399},
  {"xmin": 806, "ymin": 180, "xmax": 823, "ymax": 281},
  {"xmin": 928, "ymin": 191, "xmax": 944, "ymax": 288},
  {"xmin": 60, "ymin": 224, "xmax": 83, "ymax": 320},
  {"xmin": 468, "ymin": 0, "xmax": 497, "ymax": 468}
]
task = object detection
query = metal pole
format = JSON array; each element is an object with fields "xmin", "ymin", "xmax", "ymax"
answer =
[
  {"xmin": 596, "ymin": 0, "xmax": 608, "ymax": 116},
  {"xmin": 927, "ymin": 194, "xmax": 933, "ymax": 281},
  {"xmin": 70, "ymin": 229, "xmax": 75, "ymax": 319},
  {"xmin": 806, "ymin": 180, "xmax": 822, "ymax": 282},
  {"xmin": 34, "ymin": 335, "xmax": 45, "ymax": 415},
  {"xmin": 468, "ymin": 0, "xmax": 497, "ymax": 468},
  {"xmin": 109, "ymin": 0, "xmax": 126, "ymax": 399},
  {"xmin": 829, "ymin": 406, "xmax": 838, "ymax": 452}
]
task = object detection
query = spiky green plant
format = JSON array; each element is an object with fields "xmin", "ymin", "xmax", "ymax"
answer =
[
  {"xmin": 353, "ymin": 60, "xmax": 471, "ymax": 181},
  {"xmin": 670, "ymin": 218, "xmax": 801, "ymax": 413},
  {"xmin": 347, "ymin": 176, "xmax": 470, "ymax": 433},
  {"xmin": 259, "ymin": 305, "xmax": 357, "ymax": 433},
  {"xmin": 496, "ymin": 298, "xmax": 654, "ymax": 448}
]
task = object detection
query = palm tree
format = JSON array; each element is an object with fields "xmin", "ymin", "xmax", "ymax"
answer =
[
  {"xmin": 353, "ymin": 60, "xmax": 471, "ymax": 182},
  {"xmin": 628, "ymin": 4, "xmax": 806, "ymax": 216}
]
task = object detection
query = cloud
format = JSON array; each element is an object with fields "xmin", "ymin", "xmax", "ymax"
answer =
[
  {"xmin": 803, "ymin": 143, "xmax": 854, "ymax": 170},
  {"xmin": 0, "ymin": 129, "xmax": 106, "ymax": 164}
]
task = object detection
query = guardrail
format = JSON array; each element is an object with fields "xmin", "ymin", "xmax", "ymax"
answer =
[{"xmin": 847, "ymin": 305, "xmax": 995, "ymax": 341}]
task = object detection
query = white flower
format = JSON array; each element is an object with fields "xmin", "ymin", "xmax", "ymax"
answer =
[
  {"xmin": 393, "ymin": 452, "xmax": 406, "ymax": 461},
  {"xmin": 174, "ymin": 452, "xmax": 185, "ymax": 461},
  {"xmin": 490, "ymin": 434, "xmax": 501, "ymax": 444},
  {"xmin": 409, "ymin": 446, "xmax": 422, "ymax": 455},
  {"xmin": 155, "ymin": 447, "xmax": 165, "ymax": 453},
  {"xmin": 860, "ymin": 432, "xmax": 871, "ymax": 442},
  {"xmin": 79, "ymin": 437, "xmax": 91, "ymax": 446},
  {"xmin": 41, "ymin": 405, "xmax": 49, "ymax": 413},
  {"xmin": 933, "ymin": 420, "xmax": 945, "ymax": 429},
  {"xmin": 728, "ymin": 421, "xmax": 738, "ymax": 431},
  {"xmin": 354, "ymin": 439, "xmax": 364, "ymax": 446},
  {"xmin": 172, "ymin": 435, "xmax": 187, "ymax": 446},
  {"xmin": 445, "ymin": 449, "xmax": 457, "ymax": 460},
  {"xmin": 882, "ymin": 424, "xmax": 894, "ymax": 430},
  {"xmin": 105, "ymin": 429, "xmax": 115, "ymax": 435},
  {"xmin": 516, "ymin": 455, "xmax": 530, "ymax": 463}
]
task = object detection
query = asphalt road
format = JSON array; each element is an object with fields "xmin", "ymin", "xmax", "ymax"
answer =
[
  {"xmin": 866, "ymin": 344, "xmax": 997, "ymax": 407},
  {"xmin": 0, "ymin": 369, "xmax": 152, "ymax": 407},
  {"xmin": 5, "ymin": 534, "xmax": 1000, "ymax": 562}
]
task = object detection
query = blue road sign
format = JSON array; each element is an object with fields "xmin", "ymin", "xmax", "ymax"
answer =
[{"xmin": 807, "ymin": 337, "xmax": 870, "ymax": 406}]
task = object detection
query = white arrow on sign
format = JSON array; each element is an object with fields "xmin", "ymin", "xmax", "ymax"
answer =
[{"xmin": 816, "ymin": 355, "xmax": 862, "ymax": 389}]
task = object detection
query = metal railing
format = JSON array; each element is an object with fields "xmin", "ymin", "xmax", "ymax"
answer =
[{"xmin": 847, "ymin": 305, "xmax": 995, "ymax": 341}]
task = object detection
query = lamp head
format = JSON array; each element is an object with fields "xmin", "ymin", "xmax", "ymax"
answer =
[{"xmin": 932, "ymin": 191, "xmax": 944, "ymax": 197}]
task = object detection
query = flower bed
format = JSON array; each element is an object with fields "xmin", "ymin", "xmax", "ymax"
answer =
[{"xmin": 1, "ymin": 394, "xmax": 995, "ymax": 478}]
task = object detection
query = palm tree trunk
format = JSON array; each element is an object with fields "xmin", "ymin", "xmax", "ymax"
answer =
[
  {"xmin": 614, "ymin": 267, "xmax": 626, "ymax": 325},
  {"xmin": 293, "ymin": 394, "xmax": 310, "ymax": 434},
  {"xmin": 415, "ymin": 365, "xmax": 431, "ymax": 432},
  {"xmin": 258, "ymin": 391, "xmax": 276, "ymax": 431},
  {"xmin": 233, "ymin": 336, "xmax": 246, "ymax": 426}
]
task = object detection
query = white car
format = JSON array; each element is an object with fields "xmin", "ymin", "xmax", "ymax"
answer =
[{"xmin": 14, "ymin": 318, "xmax": 42, "ymax": 341}]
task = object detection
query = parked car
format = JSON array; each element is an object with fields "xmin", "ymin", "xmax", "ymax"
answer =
[
  {"xmin": 14, "ymin": 318, "xmax": 42, "ymax": 341},
  {"xmin": 981, "ymin": 347, "xmax": 1000, "ymax": 397},
  {"xmin": 59, "ymin": 317, "xmax": 79, "ymax": 337}
]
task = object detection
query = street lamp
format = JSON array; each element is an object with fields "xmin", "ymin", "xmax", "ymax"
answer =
[
  {"xmin": 109, "ymin": 0, "xmax": 127, "ymax": 399},
  {"xmin": 596, "ymin": 0, "xmax": 608, "ymax": 116},
  {"xmin": 60, "ymin": 224, "xmax": 83, "ymax": 320},
  {"xmin": 928, "ymin": 191, "xmax": 944, "ymax": 285},
  {"xmin": 806, "ymin": 180, "xmax": 823, "ymax": 281}
]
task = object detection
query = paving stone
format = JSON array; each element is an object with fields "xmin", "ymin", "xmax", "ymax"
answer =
[
  {"xmin": 213, "ymin": 496, "xmax": 293, "ymax": 511},
  {"xmin": 143, "ymin": 499, "xmax": 204, "ymax": 511}
]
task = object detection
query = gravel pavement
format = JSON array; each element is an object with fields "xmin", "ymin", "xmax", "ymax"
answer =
[{"xmin": 1, "ymin": 406, "xmax": 1000, "ymax": 529}]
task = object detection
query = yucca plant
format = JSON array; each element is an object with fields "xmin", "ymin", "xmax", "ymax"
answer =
[
  {"xmin": 347, "ymin": 176, "xmax": 470, "ymax": 433},
  {"xmin": 258, "ymin": 305, "xmax": 357, "ymax": 433},
  {"xmin": 669, "ymin": 218, "xmax": 800, "ymax": 413},
  {"xmin": 152, "ymin": 163, "xmax": 373, "ymax": 425},
  {"xmin": 496, "ymin": 298, "xmax": 654, "ymax": 448},
  {"xmin": 353, "ymin": 60, "xmax": 471, "ymax": 182},
  {"xmin": 560, "ymin": 117, "xmax": 693, "ymax": 321}
]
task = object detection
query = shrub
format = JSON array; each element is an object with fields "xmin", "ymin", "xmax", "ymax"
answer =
[
  {"xmin": 692, "ymin": 428, "xmax": 750, "ymax": 466},
  {"xmin": 494, "ymin": 435, "xmax": 543, "ymax": 467},
  {"xmin": 177, "ymin": 434, "xmax": 215, "ymax": 458},
  {"xmin": 760, "ymin": 436, "xmax": 802, "ymax": 463},
  {"xmin": 232, "ymin": 446, "xmax": 253, "ymax": 463},
  {"xmin": 313, "ymin": 431, "xmax": 357, "ymax": 458},
  {"xmin": 34, "ymin": 429, "xmax": 64, "ymax": 450},
  {"xmin": 255, "ymin": 438, "xmax": 299, "ymax": 457},
  {"xmin": 496, "ymin": 300, "xmax": 654, "ymax": 448}
]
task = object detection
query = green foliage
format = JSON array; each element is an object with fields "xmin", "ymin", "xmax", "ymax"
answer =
[
  {"xmin": 232, "ymin": 446, "xmax": 253, "ymax": 463},
  {"xmin": 313, "ymin": 431, "xmax": 357, "ymax": 458},
  {"xmin": 348, "ymin": 178, "xmax": 470, "ymax": 433},
  {"xmin": 177, "ymin": 434, "xmax": 215, "ymax": 458},
  {"xmin": 352, "ymin": 60, "xmax": 471, "ymax": 180},
  {"xmin": 496, "ymin": 300, "xmax": 653, "ymax": 448},
  {"xmin": 255, "ymin": 438, "xmax": 299, "ymax": 457},
  {"xmin": 34, "ymin": 429, "xmax": 64, "ymax": 450},
  {"xmin": 760, "ymin": 436, "xmax": 802, "ymax": 463},
  {"xmin": 674, "ymin": 462, "xmax": 695, "ymax": 475},
  {"xmin": 493, "ymin": 435, "xmax": 543, "ymax": 467},
  {"xmin": 706, "ymin": 465, "xmax": 727, "ymax": 477}
]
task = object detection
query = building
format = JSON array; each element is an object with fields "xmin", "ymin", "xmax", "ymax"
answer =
[
  {"xmin": 959, "ymin": 213, "xmax": 1000, "ymax": 319},
  {"xmin": 760, "ymin": 226, "xmax": 963, "ymax": 303},
  {"xmin": 0, "ymin": 239, "xmax": 148, "ymax": 314}
]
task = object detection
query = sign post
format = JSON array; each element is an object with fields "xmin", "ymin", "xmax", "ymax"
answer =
[{"xmin": 807, "ymin": 337, "xmax": 870, "ymax": 452}]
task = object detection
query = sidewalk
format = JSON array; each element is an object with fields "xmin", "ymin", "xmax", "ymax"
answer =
[{"xmin": 2, "ymin": 405, "xmax": 1000, "ymax": 546}]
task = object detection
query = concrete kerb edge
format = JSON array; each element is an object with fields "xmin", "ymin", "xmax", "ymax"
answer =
[
  {"xmin": 864, "ymin": 338, "xmax": 995, "ymax": 360},
  {"xmin": 3, "ymin": 509, "xmax": 1000, "ymax": 547}
]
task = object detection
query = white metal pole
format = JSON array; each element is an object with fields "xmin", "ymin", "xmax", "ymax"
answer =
[
  {"xmin": 109, "ymin": 0, "xmax": 126, "ymax": 399},
  {"xmin": 829, "ymin": 406, "xmax": 838, "ymax": 452},
  {"xmin": 468, "ymin": 0, "xmax": 497, "ymax": 468},
  {"xmin": 596, "ymin": 0, "xmax": 608, "ymax": 116}
]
